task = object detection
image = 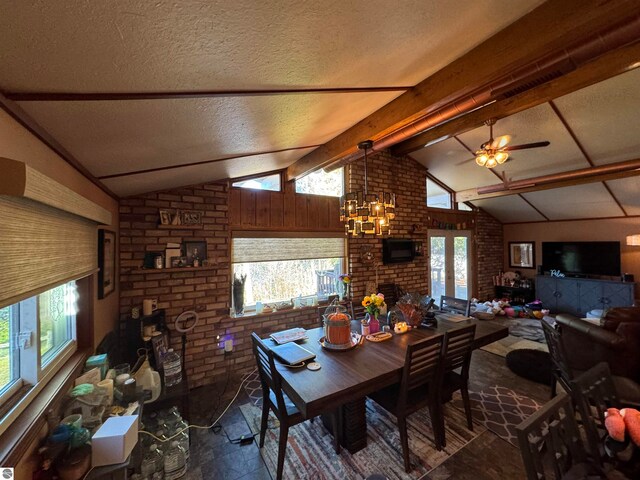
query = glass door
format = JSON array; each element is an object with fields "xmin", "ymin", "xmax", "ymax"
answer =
[{"xmin": 428, "ymin": 230, "xmax": 473, "ymax": 301}]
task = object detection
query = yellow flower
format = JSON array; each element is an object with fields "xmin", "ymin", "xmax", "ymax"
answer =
[{"xmin": 362, "ymin": 296, "xmax": 372, "ymax": 307}]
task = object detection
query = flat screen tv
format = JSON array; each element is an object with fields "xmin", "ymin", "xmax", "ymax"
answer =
[
  {"xmin": 541, "ymin": 241, "xmax": 621, "ymax": 277},
  {"xmin": 382, "ymin": 238, "xmax": 415, "ymax": 264}
]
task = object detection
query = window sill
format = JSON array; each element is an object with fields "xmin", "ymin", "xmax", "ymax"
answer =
[
  {"xmin": 230, "ymin": 300, "xmax": 353, "ymax": 320},
  {"xmin": 0, "ymin": 348, "xmax": 90, "ymax": 466}
]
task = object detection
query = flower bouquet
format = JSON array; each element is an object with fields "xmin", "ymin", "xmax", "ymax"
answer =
[{"xmin": 338, "ymin": 273, "xmax": 352, "ymax": 299}]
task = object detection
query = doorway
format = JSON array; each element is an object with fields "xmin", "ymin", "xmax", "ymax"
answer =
[{"xmin": 427, "ymin": 230, "xmax": 473, "ymax": 301}]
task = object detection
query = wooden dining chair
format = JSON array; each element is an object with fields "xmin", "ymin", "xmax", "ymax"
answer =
[
  {"xmin": 440, "ymin": 324, "xmax": 476, "ymax": 446},
  {"xmin": 541, "ymin": 320, "xmax": 575, "ymax": 398},
  {"xmin": 368, "ymin": 335, "xmax": 444, "ymax": 472},
  {"xmin": 251, "ymin": 333, "xmax": 340, "ymax": 480},
  {"xmin": 516, "ymin": 393, "xmax": 598, "ymax": 480}
]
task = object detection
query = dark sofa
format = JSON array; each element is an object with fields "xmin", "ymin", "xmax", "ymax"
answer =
[{"xmin": 555, "ymin": 307, "xmax": 640, "ymax": 384}]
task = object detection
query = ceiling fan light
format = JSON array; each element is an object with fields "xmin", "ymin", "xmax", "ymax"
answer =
[
  {"xmin": 495, "ymin": 151, "xmax": 509, "ymax": 164},
  {"xmin": 485, "ymin": 155, "xmax": 498, "ymax": 168},
  {"xmin": 475, "ymin": 154, "xmax": 488, "ymax": 166}
]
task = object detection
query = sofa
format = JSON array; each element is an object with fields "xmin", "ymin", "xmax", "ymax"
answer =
[{"xmin": 555, "ymin": 307, "xmax": 640, "ymax": 384}]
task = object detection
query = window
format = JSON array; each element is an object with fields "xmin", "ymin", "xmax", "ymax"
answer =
[
  {"xmin": 232, "ymin": 236, "xmax": 345, "ymax": 306},
  {"xmin": 427, "ymin": 178, "xmax": 451, "ymax": 209},
  {"xmin": 0, "ymin": 281, "xmax": 77, "ymax": 411},
  {"xmin": 295, "ymin": 168, "xmax": 344, "ymax": 197},
  {"xmin": 458, "ymin": 202, "xmax": 473, "ymax": 211},
  {"xmin": 232, "ymin": 173, "xmax": 281, "ymax": 192}
]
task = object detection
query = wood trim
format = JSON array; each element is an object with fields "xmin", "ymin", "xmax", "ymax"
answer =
[
  {"xmin": 75, "ymin": 276, "xmax": 93, "ymax": 350},
  {"xmin": 548, "ymin": 100, "xmax": 628, "ymax": 216},
  {"xmin": 230, "ymin": 169, "xmax": 285, "ymax": 191},
  {"xmin": 0, "ymin": 92, "xmax": 118, "ymax": 200},
  {"xmin": 518, "ymin": 194, "xmax": 550, "ymax": 221},
  {"xmin": 125, "ymin": 266, "xmax": 218, "ymax": 274},
  {"xmin": 0, "ymin": 349, "xmax": 89, "ymax": 467},
  {"xmin": 232, "ymin": 230, "xmax": 345, "ymax": 238},
  {"xmin": 98, "ymin": 146, "xmax": 321, "ymax": 180},
  {"xmin": 502, "ymin": 214, "xmax": 640, "ymax": 225},
  {"xmin": 287, "ymin": 0, "xmax": 640, "ymax": 179},
  {"xmin": 156, "ymin": 224, "xmax": 203, "ymax": 230},
  {"xmin": 6, "ymin": 86, "xmax": 413, "ymax": 102},
  {"xmin": 392, "ymin": 40, "xmax": 640, "ymax": 156}
]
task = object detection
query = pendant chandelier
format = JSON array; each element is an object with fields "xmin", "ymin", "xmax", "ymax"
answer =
[{"xmin": 340, "ymin": 140, "xmax": 396, "ymax": 236}]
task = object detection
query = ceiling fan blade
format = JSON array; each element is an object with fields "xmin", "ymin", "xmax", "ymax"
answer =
[
  {"xmin": 504, "ymin": 141, "xmax": 550, "ymax": 151},
  {"xmin": 456, "ymin": 157, "xmax": 477, "ymax": 166},
  {"xmin": 491, "ymin": 135, "xmax": 511, "ymax": 149}
]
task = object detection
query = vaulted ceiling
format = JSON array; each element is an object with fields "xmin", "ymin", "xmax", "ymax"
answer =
[{"xmin": 0, "ymin": 0, "xmax": 639, "ymax": 227}]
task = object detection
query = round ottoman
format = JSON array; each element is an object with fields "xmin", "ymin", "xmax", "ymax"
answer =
[{"xmin": 505, "ymin": 349, "xmax": 553, "ymax": 385}]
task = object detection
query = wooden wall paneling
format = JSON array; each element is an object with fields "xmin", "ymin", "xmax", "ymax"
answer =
[
  {"xmin": 240, "ymin": 189, "xmax": 256, "ymax": 225},
  {"xmin": 295, "ymin": 195, "xmax": 308, "ymax": 229},
  {"xmin": 310, "ymin": 195, "xmax": 327, "ymax": 229},
  {"xmin": 229, "ymin": 188, "xmax": 242, "ymax": 225},
  {"xmin": 328, "ymin": 198, "xmax": 342, "ymax": 230},
  {"xmin": 255, "ymin": 190, "xmax": 270, "ymax": 227},
  {"xmin": 270, "ymin": 191, "xmax": 284, "ymax": 228}
]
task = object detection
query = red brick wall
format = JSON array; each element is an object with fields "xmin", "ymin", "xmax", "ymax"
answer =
[
  {"xmin": 347, "ymin": 151, "xmax": 429, "ymax": 300},
  {"xmin": 475, "ymin": 209, "xmax": 504, "ymax": 300}
]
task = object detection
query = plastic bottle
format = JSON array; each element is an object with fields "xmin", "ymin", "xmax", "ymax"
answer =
[
  {"xmin": 154, "ymin": 429, "xmax": 169, "ymax": 453},
  {"xmin": 163, "ymin": 349, "xmax": 182, "ymax": 387},
  {"xmin": 164, "ymin": 441, "xmax": 187, "ymax": 480},
  {"xmin": 149, "ymin": 444, "xmax": 164, "ymax": 477},
  {"xmin": 141, "ymin": 444, "xmax": 163, "ymax": 477}
]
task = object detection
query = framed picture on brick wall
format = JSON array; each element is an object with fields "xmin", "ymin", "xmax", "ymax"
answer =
[
  {"xmin": 183, "ymin": 241, "xmax": 207, "ymax": 266},
  {"xmin": 98, "ymin": 229, "xmax": 116, "ymax": 298}
]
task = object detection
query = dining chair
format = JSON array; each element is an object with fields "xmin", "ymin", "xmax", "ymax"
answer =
[
  {"xmin": 251, "ymin": 333, "xmax": 340, "ymax": 480},
  {"xmin": 439, "ymin": 296, "xmax": 471, "ymax": 316},
  {"xmin": 368, "ymin": 335, "xmax": 444, "ymax": 472},
  {"xmin": 517, "ymin": 393, "xmax": 599, "ymax": 480},
  {"xmin": 570, "ymin": 362, "xmax": 620, "ymax": 468},
  {"xmin": 440, "ymin": 324, "xmax": 476, "ymax": 445},
  {"xmin": 541, "ymin": 320, "xmax": 575, "ymax": 398}
]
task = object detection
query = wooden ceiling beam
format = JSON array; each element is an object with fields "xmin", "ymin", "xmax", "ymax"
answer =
[
  {"xmin": 392, "ymin": 40, "xmax": 640, "ymax": 156},
  {"xmin": 286, "ymin": 0, "xmax": 640, "ymax": 181},
  {"xmin": 456, "ymin": 159, "xmax": 640, "ymax": 203}
]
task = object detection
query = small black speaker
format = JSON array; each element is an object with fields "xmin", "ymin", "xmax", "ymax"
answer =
[{"xmin": 623, "ymin": 273, "xmax": 634, "ymax": 282}]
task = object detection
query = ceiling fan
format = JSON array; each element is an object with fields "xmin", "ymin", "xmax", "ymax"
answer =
[{"xmin": 472, "ymin": 119, "xmax": 550, "ymax": 169}]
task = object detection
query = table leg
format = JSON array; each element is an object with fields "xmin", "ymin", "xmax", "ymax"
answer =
[{"xmin": 322, "ymin": 397, "xmax": 367, "ymax": 454}]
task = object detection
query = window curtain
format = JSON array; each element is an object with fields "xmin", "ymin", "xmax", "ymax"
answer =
[{"xmin": 232, "ymin": 235, "xmax": 345, "ymax": 263}]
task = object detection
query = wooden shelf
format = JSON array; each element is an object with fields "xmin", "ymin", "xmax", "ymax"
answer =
[
  {"xmin": 156, "ymin": 224, "xmax": 203, "ymax": 230},
  {"xmin": 128, "ymin": 266, "xmax": 216, "ymax": 274}
]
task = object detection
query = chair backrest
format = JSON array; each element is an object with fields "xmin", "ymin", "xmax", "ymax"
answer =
[
  {"xmin": 251, "ymin": 332, "xmax": 287, "ymax": 415},
  {"xmin": 399, "ymin": 335, "xmax": 444, "ymax": 406},
  {"xmin": 442, "ymin": 324, "xmax": 476, "ymax": 375},
  {"xmin": 570, "ymin": 362, "xmax": 619, "ymax": 466},
  {"xmin": 316, "ymin": 270, "xmax": 337, "ymax": 297},
  {"xmin": 440, "ymin": 296, "xmax": 471, "ymax": 316},
  {"xmin": 516, "ymin": 393, "xmax": 588, "ymax": 480},
  {"xmin": 541, "ymin": 320, "xmax": 573, "ymax": 386}
]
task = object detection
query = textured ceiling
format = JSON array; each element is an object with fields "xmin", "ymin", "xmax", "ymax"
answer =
[{"xmin": 0, "ymin": 0, "xmax": 542, "ymax": 92}]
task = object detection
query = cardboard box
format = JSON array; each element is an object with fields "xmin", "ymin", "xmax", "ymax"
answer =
[{"xmin": 91, "ymin": 415, "xmax": 138, "ymax": 467}]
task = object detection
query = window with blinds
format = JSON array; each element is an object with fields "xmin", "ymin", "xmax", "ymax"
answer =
[{"xmin": 232, "ymin": 235, "xmax": 345, "ymax": 306}]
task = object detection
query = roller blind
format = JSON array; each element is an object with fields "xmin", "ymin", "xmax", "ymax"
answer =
[
  {"xmin": 232, "ymin": 236, "xmax": 345, "ymax": 264},
  {"xmin": 0, "ymin": 196, "xmax": 98, "ymax": 309}
]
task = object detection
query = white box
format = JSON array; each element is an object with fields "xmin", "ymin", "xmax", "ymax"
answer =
[{"xmin": 91, "ymin": 415, "xmax": 139, "ymax": 467}]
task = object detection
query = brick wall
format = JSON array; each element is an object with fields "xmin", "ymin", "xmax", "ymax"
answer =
[
  {"xmin": 475, "ymin": 209, "xmax": 504, "ymax": 300},
  {"xmin": 347, "ymin": 151, "xmax": 429, "ymax": 300}
]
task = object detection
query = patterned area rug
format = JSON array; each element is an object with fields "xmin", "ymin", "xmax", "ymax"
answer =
[
  {"xmin": 481, "ymin": 334, "xmax": 548, "ymax": 358},
  {"xmin": 450, "ymin": 385, "xmax": 542, "ymax": 446},
  {"xmin": 240, "ymin": 394, "xmax": 484, "ymax": 479}
]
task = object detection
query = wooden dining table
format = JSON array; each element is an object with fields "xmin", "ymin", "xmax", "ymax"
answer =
[{"xmin": 265, "ymin": 315, "xmax": 508, "ymax": 453}]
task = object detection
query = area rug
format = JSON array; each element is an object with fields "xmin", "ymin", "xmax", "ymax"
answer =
[
  {"xmin": 240, "ymin": 398, "xmax": 484, "ymax": 479},
  {"xmin": 450, "ymin": 385, "xmax": 542, "ymax": 446},
  {"xmin": 481, "ymin": 334, "xmax": 548, "ymax": 357}
]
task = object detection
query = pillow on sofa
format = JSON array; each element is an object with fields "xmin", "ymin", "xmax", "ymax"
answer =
[{"xmin": 602, "ymin": 307, "xmax": 640, "ymax": 331}]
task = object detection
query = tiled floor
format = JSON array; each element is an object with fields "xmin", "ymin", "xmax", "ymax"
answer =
[{"xmin": 184, "ymin": 349, "xmax": 551, "ymax": 479}]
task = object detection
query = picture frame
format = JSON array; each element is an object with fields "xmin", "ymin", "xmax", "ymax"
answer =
[
  {"xmin": 183, "ymin": 241, "xmax": 207, "ymax": 266},
  {"xmin": 509, "ymin": 241, "xmax": 535, "ymax": 269},
  {"xmin": 414, "ymin": 241, "xmax": 424, "ymax": 257},
  {"xmin": 159, "ymin": 209, "xmax": 172, "ymax": 225},
  {"xmin": 98, "ymin": 229, "xmax": 116, "ymax": 299},
  {"xmin": 181, "ymin": 210, "xmax": 203, "ymax": 225}
]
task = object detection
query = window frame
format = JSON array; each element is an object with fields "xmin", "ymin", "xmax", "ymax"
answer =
[
  {"xmin": 294, "ymin": 167, "xmax": 345, "ymax": 197},
  {"xmin": 231, "ymin": 170, "xmax": 284, "ymax": 193}
]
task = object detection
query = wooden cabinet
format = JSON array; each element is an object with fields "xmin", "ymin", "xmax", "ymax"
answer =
[
  {"xmin": 494, "ymin": 285, "xmax": 535, "ymax": 305},
  {"xmin": 535, "ymin": 275, "xmax": 635, "ymax": 316}
]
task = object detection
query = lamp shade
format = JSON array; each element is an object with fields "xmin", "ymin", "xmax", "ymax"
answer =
[{"xmin": 627, "ymin": 234, "xmax": 640, "ymax": 246}]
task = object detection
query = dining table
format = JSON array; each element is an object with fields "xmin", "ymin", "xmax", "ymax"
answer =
[{"xmin": 265, "ymin": 315, "xmax": 508, "ymax": 453}]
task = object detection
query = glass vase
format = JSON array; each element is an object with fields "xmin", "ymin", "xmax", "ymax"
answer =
[{"xmin": 367, "ymin": 312, "xmax": 380, "ymax": 334}]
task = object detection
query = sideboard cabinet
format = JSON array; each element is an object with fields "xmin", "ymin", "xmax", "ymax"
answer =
[{"xmin": 536, "ymin": 275, "xmax": 635, "ymax": 316}]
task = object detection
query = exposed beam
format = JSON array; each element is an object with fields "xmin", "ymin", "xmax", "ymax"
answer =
[
  {"xmin": 286, "ymin": 0, "xmax": 640, "ymax": 180},
  {"xmin": 0, "ymin": 93, "xmax": 118, "ymax": 200},
  {"xmin": 456, "ymin": 158, "xmax": 640, "ymax": 202},
  {"xmin": 97, "ymin": 144, "xmax": 321, "ymax": 179},
  {"xmin": 392, "ymin": 40, "xmax": 640, "ymax": 155},
  {"xmin": 5, "ymin": 86, "xmax": 412, "ymax": 102}
]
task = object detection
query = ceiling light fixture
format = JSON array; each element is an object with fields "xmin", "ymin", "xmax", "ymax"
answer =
[
  {"xmin": 626, "ymin": 234, "xmax": 640, "ymax": 246},
  {"xmin": 475, "ymin": 119, "xmax": 509, "ymax": 169},
  {"xmin": 340, "ymin": 140, "xmax": 395, "ymax": 236}
]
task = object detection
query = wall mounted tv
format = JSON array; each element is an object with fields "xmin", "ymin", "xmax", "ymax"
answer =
[
  {"xmin": 541, "ymin": 241, "xmax": 621, "ymax": 277},
  {"xmin": 382, "ymin": 238, "xmax": 415, "ymax": 264}
]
